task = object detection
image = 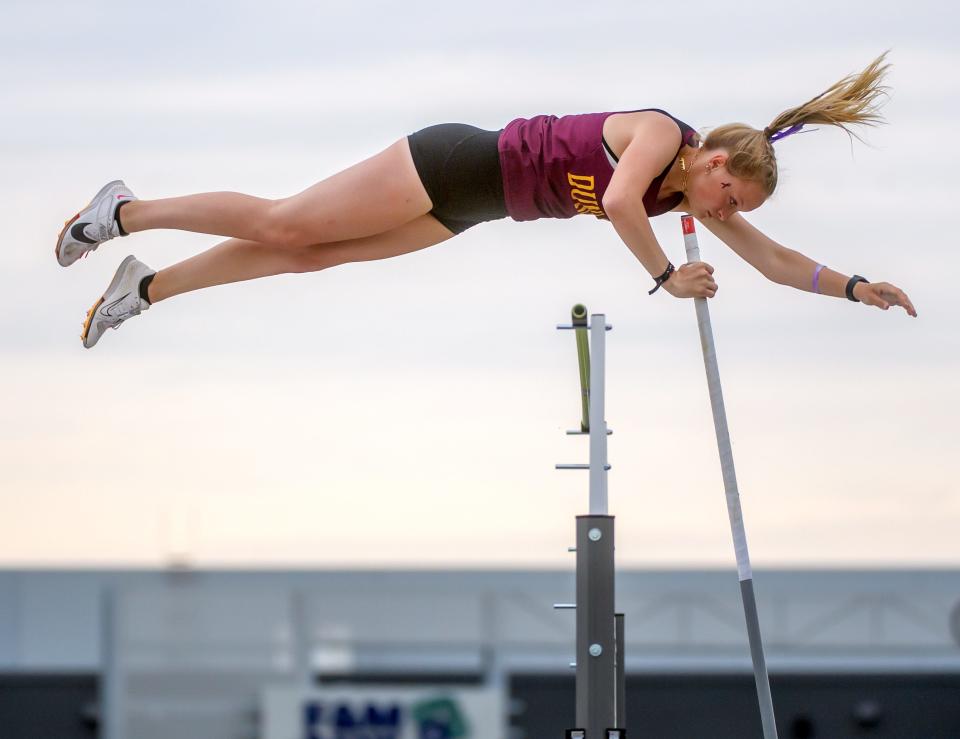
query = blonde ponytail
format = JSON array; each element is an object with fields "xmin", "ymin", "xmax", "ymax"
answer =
[
  {"xmin": 764, "ymin": 50, "xmax": 891, "ymax": 141},
  {"xmin": 703, "ymin": 52, "xmax": 892, "ymax": 196}
]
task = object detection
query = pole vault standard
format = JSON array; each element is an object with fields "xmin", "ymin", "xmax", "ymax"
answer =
[
  {"xmin": 556, "ymin": 305, "xmax": 626, "ymax": 739},
  {"xmin": 681, "ymin": 215, "xmax": 779, "ymax": 739}
]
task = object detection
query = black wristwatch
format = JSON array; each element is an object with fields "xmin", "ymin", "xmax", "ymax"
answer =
[{"xmin": 845, "ymin": 275, "xmax": 869, "ymax": 302}]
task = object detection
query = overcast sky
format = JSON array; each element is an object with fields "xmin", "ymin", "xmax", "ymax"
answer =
[{"xmin": 1, "ymin": 0, "xmax": 956, "ymax": 568}]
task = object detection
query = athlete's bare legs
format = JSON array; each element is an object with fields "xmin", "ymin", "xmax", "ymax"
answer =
[
  {"xmin": 70, "ymin": 137, "xmax": 463, "ymax": 347},
  {"xmin": 146, "ymin": 213, "xmax": 456, "ymax": 303},
  {"xmin": 117, "ymin": 138, "xmax": 433, "ymax": 246}
]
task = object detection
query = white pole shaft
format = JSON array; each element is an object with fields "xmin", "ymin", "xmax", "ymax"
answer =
[
  {"xmin": 681, "ymin": 215, "xmax": 779, "ymax": 739},
  {"xmin": 681, "ymin": 217, "xmax": 751, "ymax": 582}
]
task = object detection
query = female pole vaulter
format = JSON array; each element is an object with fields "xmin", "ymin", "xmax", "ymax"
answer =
[{"xmin": 56, "ymin": 52, "xmax": 915, "ymax": 348}]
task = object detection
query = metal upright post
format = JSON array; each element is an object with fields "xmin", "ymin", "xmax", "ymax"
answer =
[
  {"xmin": 101, "ymin": 587, "xmax": 122, "ymax": 739},
  {"xmin": 588, "ymin": 313, "xmax": 609, "ymax": 516},
  {"xmin": 576, "ymin": 513, "xmax": 615, "ymax": 735},
  {"xmin": 291, "ymin": 590, "xmax": 312, "ymax": 688},
  {"xmin": 615, "ymin": 613, "xmax": 626, "ymax": 729},
  {"xmin": 558, "ymin": 306, "xmax": 622, "ymax": 738}
]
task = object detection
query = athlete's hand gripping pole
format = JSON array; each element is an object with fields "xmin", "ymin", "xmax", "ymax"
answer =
[{"xmin": 681, "ymin": 215, "xmax": 779, "ymax": 739}]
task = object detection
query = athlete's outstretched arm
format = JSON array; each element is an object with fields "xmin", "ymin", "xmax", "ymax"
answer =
[{"xmin": 703, "ymin": 213, "xmax": 917, "ymax": 317}]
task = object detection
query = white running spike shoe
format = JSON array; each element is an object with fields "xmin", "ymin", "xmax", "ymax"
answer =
[
  {"xmin": 81, "ymin": 255, "xmax": 154, "ymax": 349},
  {"xmin": 57, "ymin": 180, "xmax": 137, "ymax": 267}
]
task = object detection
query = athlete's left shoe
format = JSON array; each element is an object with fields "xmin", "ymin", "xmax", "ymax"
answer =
[
  {"xmin": 56, "ymin": 180, "xmax": 137, "ymax": 267},
  {"xmin": 81, "ymin": 255, "xmax": 154, "ymax": 349}
]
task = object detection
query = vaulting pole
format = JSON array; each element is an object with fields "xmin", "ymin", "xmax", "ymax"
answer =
[{"xmin": 681, "ymin": 215, "xmax": 779, "ymax": 739}]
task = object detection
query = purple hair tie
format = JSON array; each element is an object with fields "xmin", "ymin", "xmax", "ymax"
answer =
[
  {"xmin": 813, "ymin": 264, "xmax": 826, "ymax": 294},
  {"xmin": 767, "ymin": 123, "xmax": 805, "ymax": 143}
]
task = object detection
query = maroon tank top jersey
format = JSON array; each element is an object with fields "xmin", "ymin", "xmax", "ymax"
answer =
[{"xmin": 497, "ymin": 108, "xmax": 698, "ymax": 222}]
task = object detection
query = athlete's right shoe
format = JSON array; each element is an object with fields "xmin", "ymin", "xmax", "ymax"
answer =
[
  {"xmin": 56, "ymin": 180, "xmax": 137, "ymax": 267},
  {"xmin": 81, "ymin": 255, "xmax": 154, "ymax": 349}
]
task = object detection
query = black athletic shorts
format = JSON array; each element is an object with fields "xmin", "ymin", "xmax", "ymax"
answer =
[{"xmin": 407, "ymin": 123, "xmax": 508, "ymax": 233}]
